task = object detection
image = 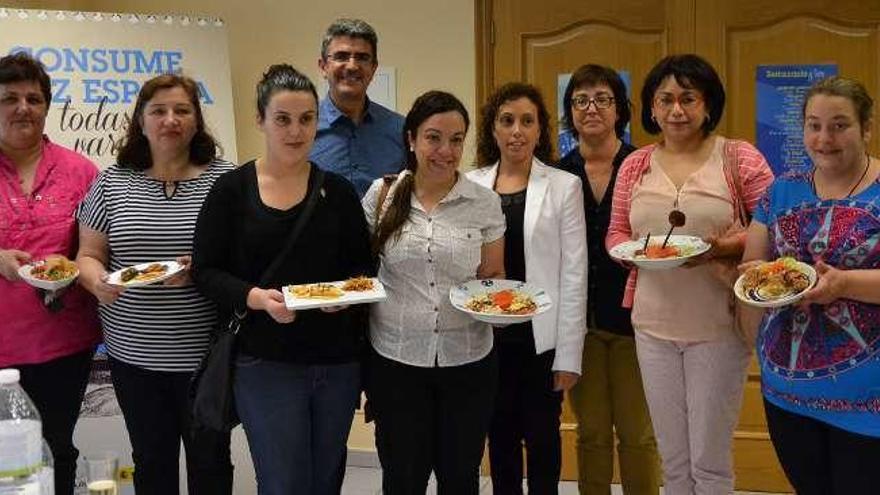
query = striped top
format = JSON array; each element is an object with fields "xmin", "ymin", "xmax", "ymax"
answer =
[
  {"xmin": 77, "ymin": 160, "xmax": 233, "ymax": 372},
  {"xmin": 606, "ymin": 137, "xmax": 773, "ymax": 308}
]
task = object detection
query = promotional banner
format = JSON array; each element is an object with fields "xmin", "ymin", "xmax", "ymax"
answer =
[
  {"xmin": 0, "ymin": 9, "xmax": 239, "ymax": 493},
  {"xmin": 756, "ymin": 64, "xmax": 837, "ymax": 175},
  {"xmin": 0, "ymin": 8, "xmax": 237, "ymax": 169}
]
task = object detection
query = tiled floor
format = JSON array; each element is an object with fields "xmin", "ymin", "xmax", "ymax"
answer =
[{"xmin": 339, "ymin": 466, "xmax": 790, "ymax": 494}]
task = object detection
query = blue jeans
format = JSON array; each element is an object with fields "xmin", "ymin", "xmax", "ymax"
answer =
[{"xmin": 234, "ymin": 354, "xmax": 361, "ymax": 495}]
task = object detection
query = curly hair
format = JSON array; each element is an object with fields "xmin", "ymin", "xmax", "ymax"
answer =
[
  {"xmin": 116, "ymin": 74, "xmax": 218, "ymax": 169},
  {"xmin": 476, "ymin": 82, "xmax": 553, "ymax": 166}
]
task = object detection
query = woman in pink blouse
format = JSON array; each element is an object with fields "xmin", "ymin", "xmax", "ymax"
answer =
[
  {"xmin": 0, "ymin": 52, "xmax": 100, "ymax": 495},
  {"xmin": 606, "ymin": 54, "xmax": 773, "ymax": 494}
]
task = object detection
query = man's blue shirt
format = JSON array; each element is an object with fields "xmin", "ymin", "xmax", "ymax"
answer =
[{"xmin": 310, "ymin": 95, "xmax": 405, "ymax": 197}]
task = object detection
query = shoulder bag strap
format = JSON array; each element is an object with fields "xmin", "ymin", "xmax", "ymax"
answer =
[
  {"xmin": 723, "ymin": 139, "xmax": 750, "ymax": 226},
  {"xmin": 373, "ymin": 173, "xmax": 398, "ymax": 226}
]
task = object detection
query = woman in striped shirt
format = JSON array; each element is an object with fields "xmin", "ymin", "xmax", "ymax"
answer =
[
  {"xmin": 606, "ymin": 54, "xmax": 773, "ymax": 494},
  {"xmin": 76, "ymin": 74, "xmax": 233, "ymax": 495}
]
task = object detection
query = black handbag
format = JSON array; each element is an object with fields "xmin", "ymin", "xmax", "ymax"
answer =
[{"xmin": 190, "ymin": 167, "xmax": 326, "ymax": 432}]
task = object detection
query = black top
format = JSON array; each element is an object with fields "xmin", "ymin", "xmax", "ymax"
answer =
[
  {"xmin": 556, "ymin": 142, "xmax": 637, "ymax": 335},
  {"xmin": 496, "ymin": 187, "xmax": 533, "ymax": 344},
  {"xmin": 192, "ymin": 161, "xmax": 374, "ymax": 363}
]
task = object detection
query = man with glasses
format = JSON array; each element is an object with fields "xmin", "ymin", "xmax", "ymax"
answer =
[{"xmin": 312, "ymin": 18, "xmax": 405, "ymax": 197}]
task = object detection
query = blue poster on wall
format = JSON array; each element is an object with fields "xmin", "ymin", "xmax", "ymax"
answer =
[
  {"xmin": 756, "ymin": 64, "xmax": 837, "ymax": 175},
  {"xmin": 557, "ymin": 70, "xmax": 631, "ymax": 159}
]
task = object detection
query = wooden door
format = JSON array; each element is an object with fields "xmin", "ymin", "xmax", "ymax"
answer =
[
  {"xmin": 480, "ymin": 0, "xmax": 695, "ymax": 151},
  {"xmin": 478, "ymin": 0, "xmax": 880, "ymax": 491}
]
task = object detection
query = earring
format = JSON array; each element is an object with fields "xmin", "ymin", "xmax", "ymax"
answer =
[
  {"xmin": 409, "ymin": 145, "xmax": 414, "ymax": 152},
  {"xmin": 651, "ymin": 114, "xmax": 657, "ymax": 123}
]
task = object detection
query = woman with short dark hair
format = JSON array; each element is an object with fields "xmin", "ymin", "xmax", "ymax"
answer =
[
  {"xmin": 76, "ymin": 73, "xmax": 233, "ymax": 495},
  {"xmin": 606, "ymin": 54, "xmax": 774, "ymax": 493},
  {"xmin": 0, "ymin": 51, "xmax": 100, "ymax": 495},
  {"xmin": 557, "ymin": 64, "xmax": 661, "ymax": 495}
]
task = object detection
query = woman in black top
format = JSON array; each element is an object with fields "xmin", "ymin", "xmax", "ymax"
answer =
[
  {"xmin": 192, "ymin": 65, "xmax": 372, "ymax": 495},
  {"xmin": 556, "ymin": 64, "xmax": 660, "ymax": 495}
]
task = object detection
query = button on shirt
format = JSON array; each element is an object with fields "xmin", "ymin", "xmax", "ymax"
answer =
[
  {"xmin": 311, "ymin": 96, "xmax": 405, "ymax": 197},
  {"xmin": 362, "ymin": 171, "xmax": 505, "ymax": 367},
  {"xmin": 0, "ymin": 137, "xmax": 101, "ymax": 366}
]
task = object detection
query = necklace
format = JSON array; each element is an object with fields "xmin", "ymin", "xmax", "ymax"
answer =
[{"xmin": 811, "ymin": 153, "xmax": 871, "ymax": 199}]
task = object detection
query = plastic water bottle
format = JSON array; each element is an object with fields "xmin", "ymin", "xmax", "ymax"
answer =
[
  {"xmin": 39, "ymin": 440, "xmax": 54, "ymax": 495},
  {"xmin": 0, "ymin": 368, "xmax": 43, "ymax": 495}
]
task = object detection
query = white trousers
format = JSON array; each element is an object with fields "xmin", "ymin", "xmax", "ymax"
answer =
[{"xmin": 634, "ymin": 330, "xmax": 751, "ymax": 495}]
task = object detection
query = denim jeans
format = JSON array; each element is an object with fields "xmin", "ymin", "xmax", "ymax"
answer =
[{"xmin": 234, "ymin": 354, "xmax": 361, "ymax": 495}]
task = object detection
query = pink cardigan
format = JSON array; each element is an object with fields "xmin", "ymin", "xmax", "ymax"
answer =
[{"xmin": 605, "ymin": 138, "xmax": 774, "ymax": 308}]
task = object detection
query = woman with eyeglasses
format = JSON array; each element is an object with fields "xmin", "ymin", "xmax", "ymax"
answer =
[
  {"xmin": 606, "ymin": 54, "xmax": 773, "ymax": 493},
  {"xmin": 555, "ymin": 64, "xmax": 660, "ymax": 495}
]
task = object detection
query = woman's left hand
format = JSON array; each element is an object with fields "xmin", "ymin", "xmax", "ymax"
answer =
[
  {"xmin": 163, "ymin": 255, "xmax": 192, "ymax": 286},
  {"xmin": 800, "ymin": 260, "xmax": 849, "ymax": 306},
  {"xmin": 553, "ymin": 371, "xmax": 579, "ymax": 392}
]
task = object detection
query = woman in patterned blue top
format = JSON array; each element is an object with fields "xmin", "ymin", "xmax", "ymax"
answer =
[{"xmin": 742, "ymin": 76, "xmax": 880, "ymax": 494}]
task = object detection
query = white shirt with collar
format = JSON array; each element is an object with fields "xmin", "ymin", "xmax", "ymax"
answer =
[
  {"xmin": 467, "ymin": 157, "xmax": 588, "ymax": 374},
  {"xmin": 362, "ymin": 170, "xmax": 506, "ymax": 367}
]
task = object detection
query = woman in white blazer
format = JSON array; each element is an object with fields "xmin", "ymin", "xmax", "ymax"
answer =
[{"xmin": 468, "ymin": 82, "xmax": 588, "ymax": 494}]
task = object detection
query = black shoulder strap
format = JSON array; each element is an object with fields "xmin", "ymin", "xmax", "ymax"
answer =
[{"xmin": 257, "ymin": 166, "xmax": 326, "ymax": 287}]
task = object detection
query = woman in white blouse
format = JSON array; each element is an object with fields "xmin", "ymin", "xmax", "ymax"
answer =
[
  {"xmin": 468, "ymin": 82, "xmax": 587, "ymax": 494},
  {"xmin": 362, "ymin": 90, "xmax": 505, "ymax": 495}
]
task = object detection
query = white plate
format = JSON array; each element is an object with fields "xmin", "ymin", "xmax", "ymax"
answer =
[
  {"xmin": 283, "ymin": 278, "xmax": 387, "ymax": 310},
  {"xmin": 449, "ymin": 279, "xmax": 553, "ymax": 325},
  {"xmin": 608, "ymin": 235, "xmax": 711, "ymax": 270},
  {"xmin": 734, "ymin": 260, "xmax": 817, "ymax": 308},
  {"xmin": 18, "ymin": 261, "xmax": 79, "ymax": 291},
  {"xmin": 107, "ymin": 261, "xmax": 184, "ymax": 287}
]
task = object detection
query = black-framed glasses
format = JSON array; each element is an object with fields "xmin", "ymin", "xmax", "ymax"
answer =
[
  {"xmin": 571, "ymin": 94, "xmax": 615, "ymax": 111},
  {"xmin": 326, "ymin": 51, "xmax": 374, "ymax": 66}
]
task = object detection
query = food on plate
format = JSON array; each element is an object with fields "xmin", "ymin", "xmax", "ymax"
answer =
[
  {"xmin": 741, "ymin": 257, "xmax": 812, "ymax": 301},
  {"xmin": 289, "ymin": 283, "xmax": 344, "ymax": 299},
  {"xmin": 30, "ymin": 255, "xmax": 78, "ymax": 281},
  {"xmin": 633, "ymin": 242, "xmax": 702, "ymax": 259},
  {"xmin": 341, "ymin": 276, "xmax": 374, "ymax": 292},
  {"xmin": 465, "ymin": 289, "xmax": 537, "ymax": 315},
  {"xmin": 120, "ymin": 263, "xmax": 169, "ymax": 283}
]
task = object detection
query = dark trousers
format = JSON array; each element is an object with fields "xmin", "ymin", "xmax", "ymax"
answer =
[
  {"xmin": 17, "ymin": 348, "xmax": 94, "ymax": 495},
  {"xmin": 370, "ymin": 349, "xmax": 498, "ymax": 495},
  {"xmin": 765, "ymin": 398, "xmax": 880, "ymax": 494},
  {"xmin": 488, "ymin": 331, "xmax": 562, "ymax": 495},
  {"xmin": 109, "ymin": 357, "xmax": 233, "ymax": 495}
]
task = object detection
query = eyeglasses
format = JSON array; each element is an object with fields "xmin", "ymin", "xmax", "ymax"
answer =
[
  {"xmin": 653, "ymin": 94, "xmax": 702, "ymax": 111},
  {"xmin": 571, "ymin": 95, "xmax": 615, "ymax": 111},
  {"xmin": 326, "ymin": 51, "xmax": 374, "ymax": 66}
]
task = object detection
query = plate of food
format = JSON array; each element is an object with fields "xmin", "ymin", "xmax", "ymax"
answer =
[
  {"xmin": 608, "ymin": 235, "xmax": 711, "ymax": 270},
  {"xmin": 18, "ymin": 254, "xmax": 80, "ymax": 291},
  {"xmin": 283, "ymin": 276, "xmax": 386, "ymax": 310},
  {"xmin": 734, "ymin": 257, "xmax": 817, "ymax": 308},
  {"xmin": 107, "ymin": 261, "xmax": 184, "ymax": 287},
  {"xmin": 449, "ymin": 279, "xmax": 553, "ymax": 325}
]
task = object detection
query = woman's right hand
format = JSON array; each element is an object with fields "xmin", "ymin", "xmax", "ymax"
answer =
[
  {"xmin": 247, "ymin": 287, "xmax": 296, "ymax": 324},
  {"xmin": 0, "ymin": 249, "xmax": 31, "ymax": 282},
  {"xmin": 89, "ymin": 272, "xmax": 126, "ymax": 304}
]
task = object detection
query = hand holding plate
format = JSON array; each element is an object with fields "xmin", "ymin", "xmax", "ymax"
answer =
[
  {"xmin": 800, "ymin": 260, "xmax": 848, "ymax": 306},
  {"xmin": 93, "ymin": 272, "xmax": 126, "ymax": 304},
  {"xmin": 163, "ymin": 255, "xmax": 192, "ymax": 286},
  {"xmin": 0, "ymin": 249, "xmax": 30, "ymax": 282}
]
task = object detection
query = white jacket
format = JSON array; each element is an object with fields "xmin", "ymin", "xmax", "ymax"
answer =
[{"xmin": 467, "ymin": 158, "xmax": 588, "ymax": 374}]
